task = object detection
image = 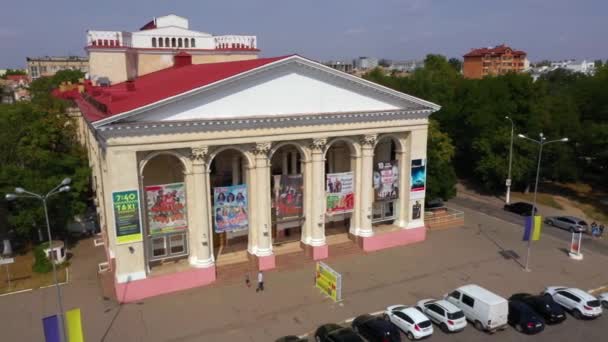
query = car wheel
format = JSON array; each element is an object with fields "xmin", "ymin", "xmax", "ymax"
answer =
[
  {"xmin": 602, "ymin": 301, "xmax": 608, "ymax": 309},
  {"xmin": 570, "ymin": 227, "xmax": 575, "ymax": 233},
  {"xmin": 515, "ymin": 324, "xmax": 523, "ymax": 332},
  {"xmin": 353, "ymin": 326, "xmax": 359, "ymax": 333},
  {"xmin": 315, "ymin": 336, "xmax": 321, "ymax": 342},
  {"xmin": 474, "ymin": 320, "xmax": 483, "ymax": 331},
  {"xmin": 440, "ymin": 323, "xmax": 449, "ymax": 333},
  {"xmin": 573, "ymin": 309, "xmax": 582, "ymax": 319},
  {"xmin": 406, "ymin": 331, "xmax": 415, "ymax": 340},
  {"xmin": 382, "ymin": 314, "xmax": 389, "ymax": 320},
  {"xmin": 547, "ymin": 220, "xmax": 553, "ymax": 226}
]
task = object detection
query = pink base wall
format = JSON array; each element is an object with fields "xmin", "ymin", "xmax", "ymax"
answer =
[
  {"xmin": 312, "ymin": 245, "xmax": 329, "ymax": 260},
  {"xmin": 361, "ymin": 226, "xmax": 426, "ymax": 252},
  {"xmin": 115, "ymin": 266, "xmax": 216, "ymax": 303},
  {"xmin": 258, "ymin": 254, "xmax": 276, "ymax": 271}
]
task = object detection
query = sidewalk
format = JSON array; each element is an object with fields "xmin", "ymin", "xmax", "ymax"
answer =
[{"xmin": 1, "ymin": 206, "xmax": 607, "ymax": 341}]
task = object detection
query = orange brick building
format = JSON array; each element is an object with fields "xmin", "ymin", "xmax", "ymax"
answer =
[{"xmin": 463, "ymin": 45, "xmax": 527, "ymax": 79}]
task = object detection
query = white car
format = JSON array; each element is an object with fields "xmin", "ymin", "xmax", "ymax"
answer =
[
  {"xmin": 384, "ymin": 305, "xmax": 433, "ymax": 340},
  {"xmin": 416, "ymin": 298, "xmax": 467, "ymax": 333},
  {"xmin": 543, "ymin": 286, "xmax": 603, "ymax": 319},
  {"xmin": 598, "ymin": 292, "xmax": 608, "ymax": 308}
]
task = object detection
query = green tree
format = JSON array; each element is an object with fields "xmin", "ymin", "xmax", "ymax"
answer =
[
  {"xmin": 426, "ymin": 120, "xmax": 457, "ymax": 200},
  {"xmin": 448, "ymin": 58, "xmax": 463, "ymax": 72}
]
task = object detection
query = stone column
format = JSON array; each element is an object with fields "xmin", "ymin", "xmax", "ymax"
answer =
[
  {"xmin": 396, "ymin": 142, "xmax": 410, "ymax": 228},
  {"xmin": 305, "ymin": 138, "xmax": 329, "ymax": 259},
  {"xmin": 356, "ymin": 134, "xmax": 376, "ymax": 237},
  {"xmin": 188, "ymin": 147, "xmax": 214, "ymax": 267},
  {"xmin": 408, "ymin": 129, "xmax": 428, "ymax": 228},
  {"xmin": 252, "ymin": 142, "xmax": 275, "ymax": 269}
]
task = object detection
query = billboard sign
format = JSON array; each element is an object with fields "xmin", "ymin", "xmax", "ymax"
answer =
[
  {"xmin": 374, "ymin": 160, "xmax": 399, "ymax": 201},
  {"xmin": 145, "ymin": 183, "xmax": 188, "ymax": 235},
  {"xmin": 315, "ymin": 262, "xmax": 342, "ymax": 302},
  {"xmin": 273, "ymin": 174, "xmax": 304, "ymax": 219},
  {"xmin": 326, "ymin": 172, "xmax": 355, "ymax": 214},
  {"xmin": 410, "ymin": 159, "xmax": 426, "ymax": 200},
  {"xmin": 213, "ymin": 184, "xmax": 249, "ymax": 233},
  {"xmin": 112, "ymin": 190, "xmax": 143, "ymax": 244}
]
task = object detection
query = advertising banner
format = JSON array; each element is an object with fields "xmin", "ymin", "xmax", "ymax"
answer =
[
  {"xmin": 273, "ymin": 175, "xmax": 304, "ymax": 219},
  {"xmin": 315, "ymin": 262, "xmax": 342, "ymax": 302},
  {"xmin": 412, "ymin": 200, "xmax": 423, "ymax": 220},
  {"xmin": 570, "ymin": 232, "xmax": 583, "ymax": 256},
  {"xmin": 213, "ymin": 184, "xmax": 248, "ymax": 233},
  {"xmin": 374, "ymin": 160, "xmax": 399, "ymax": 201},
  {"xmin": 326, "ymin": 172, "xmax": 355, "ymax": 214},
  {"xmin": 112, "ymin": 190, "xmax": 143, "ymax": 244},
  {"xmin": 410, "ymin": 159, "xmax": 426, "ymax": 200},
  {"xmin": 145, "ymin": 182, "xmax": 187, "ymax": 235}
]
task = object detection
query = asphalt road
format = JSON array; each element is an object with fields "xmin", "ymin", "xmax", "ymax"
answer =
[{"xmin": 450, "ymin": 196, "xmax": 608, "ymax": 257}]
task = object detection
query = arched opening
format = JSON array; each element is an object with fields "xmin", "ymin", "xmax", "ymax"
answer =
[
  {"xmin": 209, "ymin": 149, "xmax": 250, "ymax": 259},
  {"xmin": 178, "ymin": 38, "xmax": 183, "ymax": 48},
  {"xmin": 151, "ymin": 37, "xmax": 157, "ymax": 48},
  {"xmin": 141, "ymin": 154, "xmax": 189, "ymax": 269},
  {"xmin": 191, "ymin": 38, "xmax": 196, "ymax": 48},
  {"xmin": 324, "ymin": 140, "xmax": 357, "ymax": 236},
  {"xmin": 165, "ymin": 37, "xmax": 170, "ymax": 47},
  {"xmin": 158, "ymin": 37, "xmax": 163, "ymax": 47},
  {"xmin": 171, "ymin": 38, "xmax": 176, "ymax": 48},
  {"xmin": 372, "ymin": 137, "xmax": 399, "ymax": 226},
  {"xmin": 269, "ymin": 144, "xmax": 304, "ymax": 245},
  {"xmin": 184, "ymin": 38, "xmax": 189, "ymax": 48}
]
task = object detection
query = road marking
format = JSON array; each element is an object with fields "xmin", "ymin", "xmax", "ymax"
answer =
[
  {"xmin": 0, "ymin": 288, "xmax": 32, "ymax": 297},
  {"xmin": 369, "ymin": 310, "xmax": 384, "ymax": 316},
  {"xmin": 588, "ymin": 285, "xmax": 608, "ymax": 294}
]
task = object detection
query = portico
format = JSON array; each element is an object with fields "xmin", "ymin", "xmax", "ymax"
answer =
[{"xmin": 61, "ymin": 54, "xmax": 439, "ymax": 301}]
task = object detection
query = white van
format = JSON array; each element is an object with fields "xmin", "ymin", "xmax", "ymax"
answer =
[{"xmin": 444, "ymin": 284, "xmax": 508, "ymax": 333}]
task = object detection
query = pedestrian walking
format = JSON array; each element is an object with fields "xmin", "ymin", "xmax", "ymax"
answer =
[
  {"xmin": 256, "ymin": 271, "xmax": 264, "ymax": 292},
  {"xmin": 245, "ymin": 273, "xmax": 251, "ymax": 288}
]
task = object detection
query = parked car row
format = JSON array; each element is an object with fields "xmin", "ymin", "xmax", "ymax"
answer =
[
  {"xmin": 276, "ymin": 284, "xmax": 604, "ymax": 341},
  {"xmin": 503, "ymin": 201, "xmax": 590, "ymax": 233}
]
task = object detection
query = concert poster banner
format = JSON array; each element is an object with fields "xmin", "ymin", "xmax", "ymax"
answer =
[
  {"xmin": 145, "ymin": 182, "xmax": 187, "ymax": 235},
  {"xmin": 213, "ymin": 184, "xmax": 249, "ymax": 233},
  {"xmin": 326, "ymin": 172, "xmax": 355, "ymax": 214},
  {"xmin": 112, "ymin": 190, "xmax": 142, "ymax": 244},
  {"xmin": 410, "ymin": 158, "xmax": 427, "ymax": 200},
  {"xmin": 373, "ymin": 160, "xmax": 399, "ymax": 201},
  {"xmin": 273, "ymin": 175, "xmax": 304, "ymax": 219}
]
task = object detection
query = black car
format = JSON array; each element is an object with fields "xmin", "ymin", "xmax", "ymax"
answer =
[
  {"xmin": 503, "ymin": 202, "xmax": 538, "ymax": 216},
  {"xmin": 351, "ymin": 314, "xmax": 401, "ymax": 342},
  {"xmin": 509, "ymin": 293, "xmax": 567, "ymax": 324},
  {"xmin": 275, "ymin": 336, "xmax": 307, "ymax": 342},
  {"xmin": 508, "ymin": 300, "xmax": 545, "ymax": 334},
  {"xmin": 314, "ymin": 324, "xmax": 364, "ymax": 342}
]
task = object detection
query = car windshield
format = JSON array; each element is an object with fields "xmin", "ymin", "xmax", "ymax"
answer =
[
  {"xmin": 447, "ymin": 311, "xmax": 465, "ymax": 319},
  {"xmin": 392, "ymin": 306, "xmax": 408, "ymax": 311},
  {"xmin": 587, "ymin": 300, "xmax": 600, "ymax": 307},
  {"xmin": 418, "ymin": 320, "xmax": 432, "ymax": 328},
  {"xmin": 578, "ymin": 221, "xmax": 587, "ymax": 225}
]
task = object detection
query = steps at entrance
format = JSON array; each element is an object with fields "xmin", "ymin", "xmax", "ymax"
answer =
[{"xmin": 216, "ymin": 250, "xmax": 249, "ymax": 267}]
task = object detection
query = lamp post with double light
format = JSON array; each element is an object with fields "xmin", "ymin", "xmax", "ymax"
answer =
[
  {"xmin": 5, "ymin": 178, "xmax": 71, "ymax": 342},
  {"xmin": 517, "ymin": 134, "xmax": 568, "ymax": 271},
  {"xmin": 505, "ymin": 116, "xmax": 515, "ymax": 204}
]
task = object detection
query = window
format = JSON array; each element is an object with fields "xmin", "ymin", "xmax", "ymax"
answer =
[
  {"xmin": 178, "ymin": 38, "xmax": 183, "ymax": 48},
  {"xmin": 418, "ymin": 320, "xmax": 432, "ymax": 328},
  {"xmin": 447, "ymin": 311, "xmax": 464, "ymax": 319},
  {"xmin": 191, "ymin": 38, "xmax": 196, "ymax": 48},
  {"xmin": 159, "ymin": 37, "xmax": 163, "ymax": 47},
  {"xmin": 449, "ymin": 291, "xmax": 461, "ymax": 300},
  {"xmin": 462, "ymin": 294, "xmax": 475, "ymax": 307},
  {"xmin": 152, "ymin": 37, "xmax": 157, "ymax": 47},
  {"xmin": 184, "ymin": 38, "xmax": 189, "ymax": 48},
  {"xmin": 30, "ymin": 66, "xmax": 39, "ymax": 78},
  {"xmin": 171, "ymin": 38, "xmax": 176, "ymax": 47},
  {"xmin": 152, "ymin": 237, "xmax": 166, "ymax": 257},
  {"xmin": 165, "ymin": 37, "xmax": 170, "ymax": 47},
  {"xmin": 397, "ymin": 312, "xmax": 413, "ymax": 324},
  {"xmin": 558, "ymin": 291, "xmax": 580, "ymax": 302},
  {"xmin": 428, "ymin": 304, "xmax": 445, "ymax": 316},
  {"xmin": 41, "ymin": 66, "xmax": 47, "ymax": 73},
  {"xmin": 169, "ymin": 234, "xmax": 185, "ymax": 254}
]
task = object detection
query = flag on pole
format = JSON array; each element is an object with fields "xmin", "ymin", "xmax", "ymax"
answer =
[
  {"xmin": 65, "ymin": 308, "xmax": 84, "ymax": 342},
  {"xmin": 42, "ymin": 315, "xmax": 61, "ymax": 342},
  {"xmin": 523, "ymin": 216, "xmax": 532, "ymax": 241},
  {"xmin": 532, "ymin": 215, "xmax": 543, "ymax": 241}
]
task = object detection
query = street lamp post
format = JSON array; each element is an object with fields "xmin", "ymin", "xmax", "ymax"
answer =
[
  {"xmin": 5, "ymin": 178, "xmax": 71, "ymax": 342},
  {"xmin": 518, "ymin": 133, "xmax": 568, "ymax": 271},
  {"xmin": 505, "ymin": 116, "xmax": 515, "ymax": 204}
]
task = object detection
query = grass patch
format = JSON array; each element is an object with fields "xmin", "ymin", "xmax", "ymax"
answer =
[
  {"xmin": 511, "ymin": 192, "xmax": 564, "ymax": 210},
  {"xmin": 0, "ymin": 250, "xmax": 68, "ymax": 295}
]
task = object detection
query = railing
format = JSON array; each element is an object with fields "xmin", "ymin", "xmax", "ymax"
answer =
[
  {"xmin": 87, "ymin": 30, "xmax": 132, "ymax": 47},
  {"xmin": 214, "ymin": 35, "xmax": 257, "ymax": 50},
  {"xmin": 424, "ymin": 206, "xmax": 464, "ymax": 226}
]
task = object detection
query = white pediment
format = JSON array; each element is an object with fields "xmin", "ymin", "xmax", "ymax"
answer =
[{"xmin": 126, "ymin": 62, "xmax": 431, "ymax": 123}]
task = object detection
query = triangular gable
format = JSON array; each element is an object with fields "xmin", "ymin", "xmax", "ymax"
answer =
[{"xmin": 93, "ymin": 56, "xmax": 439, "ymax": 128}]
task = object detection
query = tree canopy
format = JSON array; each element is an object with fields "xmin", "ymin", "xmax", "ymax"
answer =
[
  {"xmin": 365, "ymin": 54, "xmax": 608, "ymax": 197},
  {"xmin": 1, "ymin": 70, "xmax": 90, "ymax": 241}
]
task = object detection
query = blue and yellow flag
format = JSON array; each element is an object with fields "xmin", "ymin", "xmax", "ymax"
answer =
[
  {"xmin": 524, "ymin": 216, "xmax": 542, "ymax": 241},
  {"xmin": 66, "ymin": 308, "xmax": 84, "ymax": 342}
]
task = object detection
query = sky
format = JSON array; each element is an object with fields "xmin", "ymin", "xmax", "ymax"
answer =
[{"xmin": 1, "ymin": 0, "xmax": 606, "ymax": 68}]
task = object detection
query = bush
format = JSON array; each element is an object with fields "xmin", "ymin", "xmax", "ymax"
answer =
[{"xmin": 32, "ymin": 245, "xmax": 53, "ymax": 274}]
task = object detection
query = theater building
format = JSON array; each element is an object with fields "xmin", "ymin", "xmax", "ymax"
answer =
[{"xmin": 60, "ymin": 52, "xmax": 439, "ymax": 302}]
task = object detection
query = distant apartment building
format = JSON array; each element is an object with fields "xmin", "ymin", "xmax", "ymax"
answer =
[
  {"xmin": 86, "ymin": 14, "xmax": 259, "ymax": 85},
  {"xmin": 463, "ymin": 45, "xmax": 527, "ymax": 79},
  {"xmin": 324, "ymin": 60, "xmax": 354, "ymax": 73},
  {"xmin": 26, "ymin": 56, "xmax": 89, "ymax": 79},
  {"xmin": 354, "ymin": 56, "xmax": 379, "ymax": 70}
]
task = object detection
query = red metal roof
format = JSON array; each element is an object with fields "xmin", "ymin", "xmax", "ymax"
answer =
[
  {"xmin": 139, "ymin": 20, "xmax": 157, "ymax": 31},
  {"xmin": 464, "ymin": 45, "xmax": 526, "ymax": 58},
  {"xmin": 55, "ymin": 55, "xmax": 293, "ymax": 123}
]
